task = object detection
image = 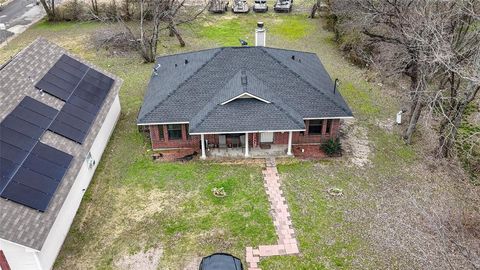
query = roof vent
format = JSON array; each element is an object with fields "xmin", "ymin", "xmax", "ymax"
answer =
[
  {"xmin": 239, "ymin": 39, "xmax": 248, "ymax": 46},
  {"xmin": 241, "ymin": 74, "xmax": 248, "ymax": 85},
  {"xmin": 291, "ymin": 55, "xmax": 295, "ymax": 60},
  {"xmin": 185, "ymin": 59, "xmax": 189, "ymax": 64},
  {"xmin": 153, "ymin": 63, "xmax": 160, "ymax": 76}
]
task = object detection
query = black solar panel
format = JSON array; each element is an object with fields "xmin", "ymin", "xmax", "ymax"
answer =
[
  {"xmin": 0, "ymin": 97, "xmax": 73, "ymax": 212},
  {"xmin": 35, "ymin": 54, "xmax": 89, "ymax": 101},
  {"xmin": 44, "ymin": 54, "xmax": 114, "ymax": 144},
  {"xmin": 20, "ymin": 96, "xmax": 58, "ymax": 119},
  {"xmin": 1, "ymin": 182, "xmax": 53, "ymax": 212},
  {"xmin": 1, "ymin": 115, "xmax": 44, "ymax": 139}
]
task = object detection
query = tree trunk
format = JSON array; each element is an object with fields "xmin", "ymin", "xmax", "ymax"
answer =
[
  {"xmin": 39, "ymin": 0, "xmax": 56, "ymax": 21},
  {"xmin": 436, "ymin": 83, "xmax": 479, "ymax": 158},
  {"xmin": 123, "ymin": 0, "xmax": 131, "ymax": 20},
  {"xmin": 436, "ymin": 103, "xmax": 466, "ymax": 158},
  {"xmin": 309, "ymin": 2, "xmax": 318, "ymax": 19},
  {"xmin": 169, "ymin": 24, "xmax": 185, "ymax": 47},
  {"xmin": 403, "ymin": 98, "xmax": 424, "ymax": 144},
  {"xmin": 91, "ymin": 0, "xmax": 98, "ymax": 15},
  {"xmin": 51, "ymin": 0, "xmax": 55, "ymax": 19}
]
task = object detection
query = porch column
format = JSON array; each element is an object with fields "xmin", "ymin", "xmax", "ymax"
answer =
[
  {"xmin": 245, "ymin": 132, "xmax": 249, "ymax": 157},
  {"xmin": 287, "ymin": 131, "xmax": 293, "ymax": 156},
  {"xmin": 201, "ymin": 134, "xmax": 206, "ymax": 159}
]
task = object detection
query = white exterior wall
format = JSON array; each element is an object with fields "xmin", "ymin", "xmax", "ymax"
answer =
[
  {"xmin": 0, "ymin": 239, "xmax": 40, "ymax": 270},
  {"xmin": 0, "ymin": 95, "xmax": 121, "ymax": 270}
]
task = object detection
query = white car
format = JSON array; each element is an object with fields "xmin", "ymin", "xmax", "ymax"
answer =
[
  {"xmin": 232, "ymin": 0, "xmax": 249, "ymax": 13},
  {"xmin": 253, "ymin": 0, "xmax": 268, "ymax": 12},
  {"xmin": 274, "ymin": 0, "xmax": 292, "ymax": 12}
]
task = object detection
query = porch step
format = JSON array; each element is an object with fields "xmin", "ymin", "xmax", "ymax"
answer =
[{"xmin": 266, "ymin": 157, "xmax": 276, "ymax": 167}]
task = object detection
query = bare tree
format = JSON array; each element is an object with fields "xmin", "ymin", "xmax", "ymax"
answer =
[
  {"xmin": 122, "ymin": 0, "xmax": 132, "ymax": 20},
  {"xmin": 331, "ymin": 0, "xmax": 480, "ymax": 151},
  {"xmin": 393, "ymin": 0, "xmax": 480, "ymax": 157},
  {"xmin": 309, "ymin": 0, "xmax": 331, "ymax": 18},
  {"xmin": 119, "ymin": 0, "xmax": 206, "ymax": 62},
  {"xmin": 91, "ymin": 0, "xmax": 99, "ymax": 15},
  {"xmin": 39, "ymin": 0, "xmax": 56, "ymax": 21}
]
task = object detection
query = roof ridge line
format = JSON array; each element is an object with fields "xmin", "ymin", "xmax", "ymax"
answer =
[
  {"xmin": 270, "ymin": 99, "xmax": 305, "ymax": 128},
  {"xmin": 263, "ymin": 46, "xmax": 316, "ymax": 55},
  {"xmin": 139, "ymin": 48, "xmax": 224, "ymax": 122},
  {"xmin": 260, "ymin": 48, "xmax": 350, "ymax": 115},
  {"xmin": 155, "ymin": 47, "xmax": 220, "ymax": 59},
  {"xmin": 189, "ymin": 100, "xmax": 217, "ymax": 132}
]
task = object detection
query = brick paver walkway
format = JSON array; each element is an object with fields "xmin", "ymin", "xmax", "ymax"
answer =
[{"xmin": 245, "ymin": 158, "xmax": 299, "ymax": 270}]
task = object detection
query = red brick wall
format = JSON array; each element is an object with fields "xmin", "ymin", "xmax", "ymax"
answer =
[
  {"xmin": 272, "ymin": 119, "xmax": 341, "ymax": 145},
  {"xmin": 149, "ymin": 124, "xmax": 202, "ymax": 150},
  {"xmin": 0, "ymin": 250, "xmax": 11, "ymax": 270},
  {"xmin": 293, "ymin": 144, "xmax": 327, "ymax": 159},
  {"xmin": 147, "ymin": 119, "xmax": 341, "ymax": 150},
  {"xmin": 293, "ymin": 119, "xmax": 340, "ymax": 144}
]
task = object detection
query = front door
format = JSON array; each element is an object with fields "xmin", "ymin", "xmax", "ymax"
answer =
[{"xmin": 260, "ymin": 132, "xmax": 274, "ymax": 143}]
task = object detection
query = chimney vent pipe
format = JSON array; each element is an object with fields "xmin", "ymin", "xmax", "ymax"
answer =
[{"xmin": 255, "ymin": 22, "xmax": 266, "ymax": 47}]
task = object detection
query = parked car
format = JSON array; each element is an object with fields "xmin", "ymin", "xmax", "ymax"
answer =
[
  {"xmin": 274, "ymin": 0, "xmax": 292, "ymax": 12},
  {"xmin": 232, "ymin": 0, "xmax": 249, "ymax": 13},
  {"xmin": 199, "ymin": 253, "xmax": 243, "ymax": 270},
  {"xmin": 253, "ymin": 0, "xmax": 268, "ymax": 12}
]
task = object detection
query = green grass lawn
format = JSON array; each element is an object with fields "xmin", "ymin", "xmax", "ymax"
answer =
[
  {"xmin": 57, "ymin": 159, "xmax": 276, "ymax": 269},
  {"xmin": 0, "ymin": 10, "xmax": 463, "ymax": 270}
]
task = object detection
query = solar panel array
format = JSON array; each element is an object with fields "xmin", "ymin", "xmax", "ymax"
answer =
[
  {"xmin": 0, "ymin": 54, "xmax": 114, "ymax": 211},
  {"xmin": 35, "ymin": 54, "xmax": 114, "ymax": 144},
  {"xmin": 0, "ymin": 97, "xmax": 73, "ymax": 212}
]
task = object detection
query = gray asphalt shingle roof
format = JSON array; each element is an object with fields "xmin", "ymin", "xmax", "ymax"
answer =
[
  {"xmin": 0, "ymin": 38, "xmax": 121, "ymax": 250},
  {"xmin": 137, "ymin": 46, "xmax": 352, "ymax": 132}
]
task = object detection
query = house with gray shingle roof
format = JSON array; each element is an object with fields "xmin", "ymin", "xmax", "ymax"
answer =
[
  {"xmin": 137, "ymin": 23, "xmax": 353, "ymax": 159},
  {"xmin": 0, "ymin": 38, "xmax": 121, "ymax": 270}
]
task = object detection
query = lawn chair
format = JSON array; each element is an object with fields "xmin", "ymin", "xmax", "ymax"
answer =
[
  {"xmin": 239, "ymin": 135, "xmax": 245, "ymax": 147},
  {"xmin": 219, "ymin": 135, "xmax": 227, "ymax": 148},
  {"xmin": 231, "ymin": 136, "xmax": 240, "ymax": 148}
]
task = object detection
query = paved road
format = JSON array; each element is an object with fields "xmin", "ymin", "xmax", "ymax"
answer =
[{"xmin": 0, "ymin": 0, "xmax": 45, "ymax": 44}]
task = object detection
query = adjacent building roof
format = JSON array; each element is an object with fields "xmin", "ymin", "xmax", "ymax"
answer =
[
  {"xmin": 137, "ymin": 46, "xmax": 352, "ymax": 133},
  {"xmin": 0, "ymin": 38, "xmax": 121, "ymax": 250}
]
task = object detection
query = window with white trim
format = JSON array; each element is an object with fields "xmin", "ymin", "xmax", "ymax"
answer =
[
  {"xmin": 167, "ymin": 124, "xmax": 182, "ymax": 140},
  {"xmin": 308, "ymin": 120, "xmax": 323, "ymax": 135}
]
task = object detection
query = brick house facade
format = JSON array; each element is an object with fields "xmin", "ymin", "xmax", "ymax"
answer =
[
  {"xmin": 138, "ymin": 43, "xmax": 353, "ymax": 159},
  {"xmin": 147, "ymin": 119, "xmax": 341, "ymax": 155}
]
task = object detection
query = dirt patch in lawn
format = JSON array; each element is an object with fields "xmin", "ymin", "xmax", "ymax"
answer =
[
  {"xmin": 342, "ymin": 119, "xmax": 371, "ymax": 168},
  {"xmin": 124, "ymin": 188, "xmax": 191, "ymax": 222},
  {"xmin": 182, "ymin": 256, "xmax": 202, "ymax": 270},
  {"xmin": 349, "ymin": 153, "xmax": 480, "ymax": 269},
  {"xmin": 114, "ymin": 246, "xmax": 163, "ymax": 270}
]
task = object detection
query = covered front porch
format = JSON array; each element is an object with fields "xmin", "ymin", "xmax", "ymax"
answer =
[
  {"xmin": 198, "ymin": 131, "xmax": 294, "ymax": 159},
  {"xmin": 208, "ymin": 144, "xmax": 290, "ymax": 158}
]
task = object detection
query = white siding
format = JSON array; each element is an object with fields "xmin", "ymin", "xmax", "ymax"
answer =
[
  {"xmin": 37, "ymin": 94, "xmax": 121, "ymax": 270},
  {"xmin": 0, "ymin": 94, "xmax": 121, "ymax": 270},
  {"xmin": 0, "ymin": 239, "xmax": 40, "ymax": 270}
]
